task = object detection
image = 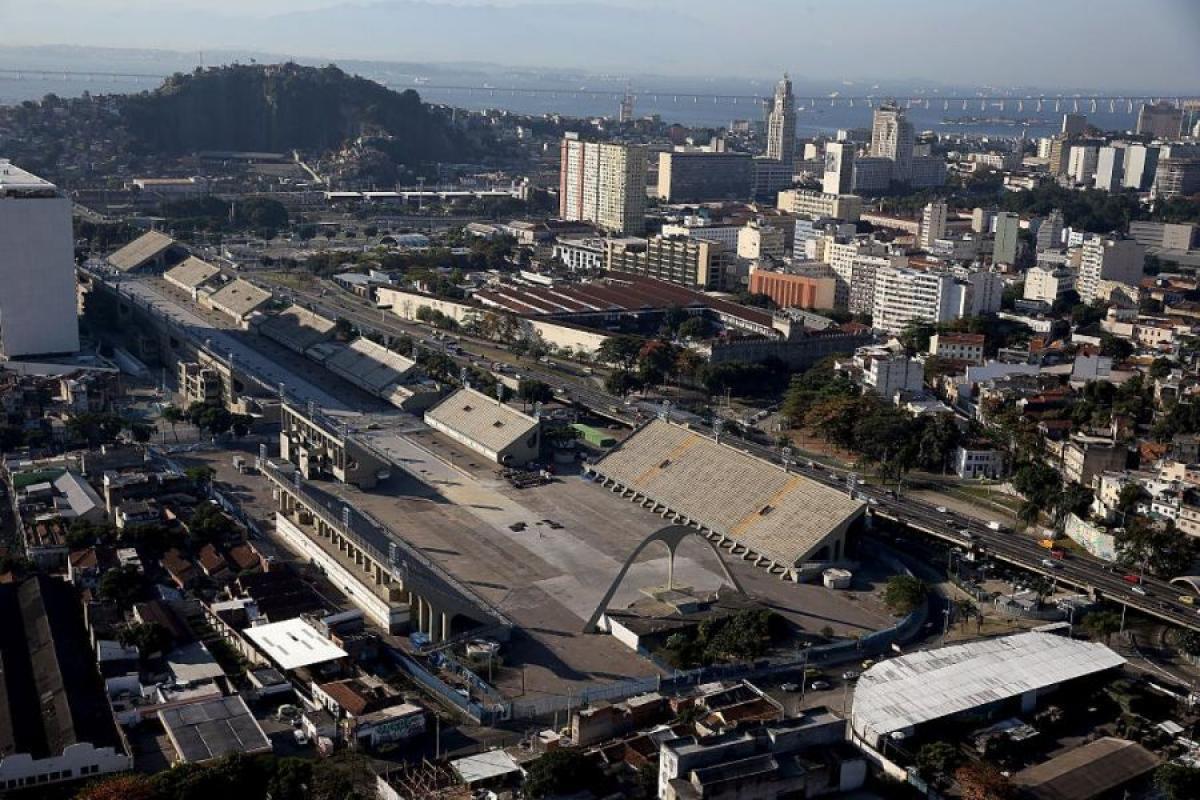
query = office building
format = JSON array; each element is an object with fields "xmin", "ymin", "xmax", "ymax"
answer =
[
  {"xmin": 1047, "ymin": 136, "xmax": 1070, "ymax": 176},
  {"xmin": 821, "ymin": 142, "xmax": 855, "ymax": 194},
  {"xmin": 0, "ymin": 160, "xmax": 80, "ymax": 359},
  {"xmin": 1023, "ymin": 265, "xmax": 1075, "ymax": 304},
  {"xmin": 993, "ymin": 211, "xmax": 1020, "ymax": 265},
  {"xmin": 1122, "ymin": 144, "xmax": 1160, "ymax": 190},
  {"xmin": 1078, "ymin": 237, "xmax": 1144, "ymax": 303},
  {"xmin": 1068, "ymin": 145, "xmax": 1099, "ymax": 185},
  {"xmin": 606, "ymin": 235, "xmax": 725, "ymax": 290},
  {"xmin": 872, "ymin": 266, "xmax": 966, "ymax": 334},
  {"xmin": 1137, "ymin": 101, "xmax": 1183, "ymax": 139},
  {"xmin": 919, "ymin": 202, "xmax": 948, "ymax": 250},
  {"xmin": 1154, "ymin": 158, "xmax": 1200, "ymax": 199},
  {"xmin": 736, "ymin": 220, "xmax": 785, "ymax": 262},
  {"xmin": 748, "ymin": 267, "xmax": 836, "ymax": 310},
  {"xmin": 1094, "ymin": 144, "xmax": 1126, "ymax": 191},
  {"xmin": 851, "ymin": 156, "xmax": 894, "ymax": 193},
  {"xmin": 869, "ymin": 102, "xmax": 914, "ymax": 181},
  {"xmin": 558, "ymin": 135, "xmax": 647, "ymax": 234},
  {"xmin": 1036, "ymin": 209, "xmax": 1065, "ymax": 252},
  {"xmin": 1061, "ymin": 113, "xmax": 1088, "ymax": 137},
  {"xmin": 775, "ymin": 189, "xmax": 862, "ymax": 222},
  {"xmin": 971, "ymin": 207, "xmax": 996, "ymax": 234},
  {"xmin": 963, "ymin": 269, "xmax": 1005, "ymax": 315},
  {"xmin": 827, "ymin": 240, "xmax": 906, "ymax": 315},
  {"xmin": 656, "ymin": 150, "xmax": 753, "ymax": 202},
  {"xmin": 752, "ymin": 157, "xmax": 794, "ymax": 198},
  {"xmin": 765, "ymin": 74, "xmax": 796, "ymax": 164},
  {"xmin": 909, "ymin": 155, "xmax": 948, "ymax": 188}
]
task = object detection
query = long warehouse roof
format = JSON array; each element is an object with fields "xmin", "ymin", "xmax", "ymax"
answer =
[
  {"xmin": 589, "ymin": 419, "xmax": 863, "ymax": 567},
  {"xmin": 851, "ymin": 632, "xmax": 1125, "ymax": 745},
  {"xmin": 107, "ymin": 230, "xmax": 176, "ymax": 272}
]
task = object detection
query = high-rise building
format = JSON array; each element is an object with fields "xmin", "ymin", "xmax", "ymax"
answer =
[
  {"xmin": 872, "ymin": 267, "xmax": 966, "ymax": 334},
  {"xmin": 618, "ymin": 87, "xmax": 635, "ymax": 124},
  {"xmin": 1137, "ymin": 101, "xmax": 1183, "ymax": 139},
  {"xmin": 776, "ymin": 189, "xmax": 862, "ymax": 221},
  {"xmin": 1154, "ymin": 158, "xmax": 1200, "ymax": 199},
  {"xmin": 657, "ymin": 150, "xmax": 753, "ymax": 202},
  {"xmin": 1078, "ymin": 237, "xmax": 1144, "ymax": 303},
  {"xmin": 919, "ymin": 202, "xmax": 947, "ymax": 250},
  {"xmin": 1061, "ymin": 113, "xmax": 1088, "ymax": 137},
  {"xmin": 1067, "ymin": 145, "xmax": 1100, "ymax": 185},
  {"xmin": 869, "ymin": 103, "xmax": 914, "ymax": 181},
  {"xmin": 971, "ymin": 207, "xmax": 996, "ymax": 234},
  {"xmin": 1094, "ymin": 145, "xmax": 1126, "ymax": 191},
  {"xmin": 766, "ymin": 74, "xmax": 796, "ymax": 164},
  {"xmin": 559, "ymin": 135, "xmax": 647, "ymax": 234},
  {"xmin": 0, "ymin": 159, "xmax": 80, "ymax": 358},
  {"xmin": 1036, "ymin": 209, "xmax": 1065, "ymax": 252},
  {"xmin": 736, "ymin": 220, "xmax": 786, "ymax": 262},
  {"xmin": 821, "ymin": 142, "xmax": 855, "ymax": 195},
  {"xmin": 1122, "ymin": 144, "xmax": 1160, "ymax": 190},
  {"xmin": 1023, "ymin": 265, "xmax": 1075, "ymax": 304},
  {"xmin": 850, "ymin": 157, "xmax": 894, "ymax": 193},
  {"xmin": 1047, "ymin": 136, "xmax": 1070, "ymax": 177},
  {"xmin": 992, "ymin": 211, "xmax": 1020, "ymax": 265}
]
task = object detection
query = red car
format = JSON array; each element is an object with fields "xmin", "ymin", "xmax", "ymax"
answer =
[{"xmin": 1123, "ymin": 574, "xmax": 1142, "ymax": 585}]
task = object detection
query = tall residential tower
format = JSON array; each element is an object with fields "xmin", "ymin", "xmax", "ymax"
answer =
[
  {"xmin": 0, "ymin": 160, "xmax": 80, "ymax": 359},
  {"xmin": 559, "ymin": 135, "xmax": 647, "ymax": 235}
]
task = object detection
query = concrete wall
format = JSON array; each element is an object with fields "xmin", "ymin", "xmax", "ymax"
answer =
[
  {"xmin": 0, "ymin": 195, "xmax": 80, "ymax": 357},
  {"xmin": 377, "ymin": 288, "xmax": 476, "ymax": 324},
  {"xmin": 523, "ymin": 318, "xmax": 611, "ymax": 356},
  {"xmin": 0, "ymin": 742, "xmax": 132, "ymax": 792}
]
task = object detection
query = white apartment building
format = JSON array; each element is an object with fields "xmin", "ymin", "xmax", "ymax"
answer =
[
  {"xmin": 821, "ymin": 142, "xmax": 855, "ymax": 195},
  {"xmin": 553, "ymin": 237, "xmax": 607, "ymax": 272},
  {"xmin": 1023, "ymin": 265, "xmax": 1076, "ymax": 304},
  {"xmin": 962, "ymin": 270, "xmax": 1005, "ymax": 315},
  {"xmin": 1122, "ymin": 144, "xmax": 1159, "ymax": 190},
  {"xmin": 826, "ymin": 239, "xmax": 906, "ymax": 314},
  {"xmin": 992, "ymin": 211, "xmax": 1020, "ymax": 265},
  {"xmin": 1067, "ymin": 145, "xmax": 1099, "ymax": 185},
  {"xmin": 930, "ymin": 332, "xmax": 985, "ymax": 364},
  {"xmin": 0, "ymin": 160, "xmax": 80, "ymax": 358},
  {"xmin": 872, "ymin": 266, "xmax": 966, "ymax": 334},
  {"xmin": 736, "ymin": 220, "xmax": 785, "ymax": 262},
  {"xmin": 1094, "ymin": 145, "xmax": 1126, "ymax": 191},
  {"xmin": 558, "ymin": 135, "xmax": 646, "ymax": 234},
  {"xmin": 1078, "ymin": 237, "xmax": 1144, "ymax": 303},
  {"xmin": 660, "ymin": 219, "xmax": 741, "ymax": 251},
  {"xmin": 869, "ymin": 104, "xmax": 914, "ymax": 181},
  {"xmin": 775, "ymin": 189, "xmax": 862, "ymax": 222},
  {"xmin": 919, "ymin": 202, "xmax": 947, "ymax": 250},
  {"xmin": 852, "ymin": 347, "xmax": 924, "ymax": 398}
]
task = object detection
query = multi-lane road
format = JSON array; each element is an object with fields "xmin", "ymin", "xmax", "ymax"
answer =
[{"xmin": 249, "ymin": 274, "xmax": 1200, "ymax": 632}]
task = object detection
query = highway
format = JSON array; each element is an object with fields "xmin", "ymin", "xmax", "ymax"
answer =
[{"xmin": 250, "ymin": 274, "xmax": 1200, "ymax": 632}]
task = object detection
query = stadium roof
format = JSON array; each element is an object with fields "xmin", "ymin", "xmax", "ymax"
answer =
[
  {"xmin": 107, "ymin": 231, "xmax": 176, "ymax": 272},
  {"xmin": 320, "ymin": 337, "xmax": 416, "ymax": 393},
  {"xmin": 851, "ymin": 633, "xmax": 1125, "ymax": 746},
  {"xmin": 425, "ymin": 387, "xmax": 539, "ymax": 456},
  {"xmin": 589, "ymin": 419, "xmax": 863, "ymax": 567},
  {"xmin": 164, "ymin": 256, "xmax": 221, "ymax": 290},
  {"xmin": 243, "ymin": 617, "xmax": 347, "ymax": 671},
  {"xmin": 158, "ymin": 696, "xmax": 271, "ymax": 763},
  {"xmin": 206, "ymin": 279, "xmax": 272, "ymax": 319},
  {"xmin": 257, "ymin": 304, "xmax": 337, "ymax": 352}
]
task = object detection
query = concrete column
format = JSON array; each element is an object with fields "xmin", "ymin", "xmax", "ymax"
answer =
[
  {"xmin": 428, "ymin": 604, "xmax": 442, "ymax": 643},
  {"xmin": 440, "ymin": 612, "xmax": 449, "ymax": 643},
  {"xmin": 415, "ymin": 596, "xmax": 426, "ymax": 634}
]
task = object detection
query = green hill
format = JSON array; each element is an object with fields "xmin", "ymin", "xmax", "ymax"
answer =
[{"xmin": 119, "ymin": 63, "xmax": 469, "ymax": 161}]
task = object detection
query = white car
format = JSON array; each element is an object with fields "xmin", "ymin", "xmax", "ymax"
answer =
[{"xmin": 936, "ymin": 506, "xmax": 949, "ymax": 514}]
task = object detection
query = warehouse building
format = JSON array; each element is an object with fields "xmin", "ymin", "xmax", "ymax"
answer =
[
  {"xmin": 424, "ymin": 387, "xmax": 541, "ymax": 466},
  {"xmin": 849, "ymin": 632, "xmax": 1125, "ymax": 751},
  {"xmin": 587, "ymin": 419, "xmax": 864, "ymax": 579}
]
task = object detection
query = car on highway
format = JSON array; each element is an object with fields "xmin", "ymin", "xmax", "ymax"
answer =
[
  {"xmin": 936, "ymin": 506, "xmax": 949, "ymax": 513},
  {"xmin": 1131, "ymin": 585, "xmax": 1148, "ymax": 596},
  {"xmin": 841, "ymin": 670, "xmax": 860, "ymax": 681},
  {"xmin": 1041, "ymin": 558, "xmax": 1061, "ymax": 570},
  {"xmin": 779, "ymin": 682, "xmax": 800, "ymax": 693},
  {"xmin": 809, "ymin": 680, "xmax": 832, "ymax": 691},
  {"xmin": 1122, "ymin": 574, "xmax": 1142, "ymax": 585}
]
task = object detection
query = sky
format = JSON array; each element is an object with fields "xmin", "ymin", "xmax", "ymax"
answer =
[{"xmin": 3, "ymin": 0, "xmax": 1199, "ymax": 91}]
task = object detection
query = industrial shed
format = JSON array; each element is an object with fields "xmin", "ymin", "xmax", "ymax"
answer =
[
  {"xmin": 106, "ymin": 230, "xmax": 178, "ymax": 273},
  {"xmin": 424, "ymin": 387, "xmax": 541, "ymax": 465},
  {"xmin": 586, "ymin": 419, "xmax": 863, "ymax": 578}
]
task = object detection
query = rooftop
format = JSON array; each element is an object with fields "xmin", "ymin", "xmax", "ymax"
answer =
[
  {"xmin": 451, "ymin": 749, "xmax": 522, "ymax": 785},
  {"xmin": 164, "ymin": 256, "xmax": 221, "ymax": 290},
  {"xmin": 0, "ymin": 159, "xmax": 56, "ymax": 195},
  {"xmin": 106, "ymin": 230, "xmax": 176, "ymax": 273},
  {"xmin": 425, "ymin": 386, "xmax": 540, "ymax": 455},
  {"xmin": 158, "ymin": 695, "xmax": 271, "ymax": 763},
  {"xmin": 257, "ymin": 304, "xmax": 337, "ymax": 352},
  {"xmin": 243, "ymin": 617, "xmax": 348, "ymax": 671},
  {"xmin": 851, "ymin": 632, "xmax": 1125, "ymax": 745},
  {"xmin": 318, "ymin": 336, "xmax": 416, "ymax": 393},
  {"xmin": 207, "ymin": 278, "xmax": 272, "ymax": 319},
  {"xmin": 1012, "ymin": 737, "xmax": 1160, "ymax": 800},
  {"xmin": 589, "ymin": 419, "xmax": 863, "ymax": 567}
]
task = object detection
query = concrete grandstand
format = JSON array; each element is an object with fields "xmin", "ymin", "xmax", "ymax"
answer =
[{"xmin": 587, "ymin": 419, "xmax": 865, "ymax": 579}]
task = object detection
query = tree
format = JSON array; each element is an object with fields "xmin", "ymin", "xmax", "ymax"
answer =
[
  {"xmin": 1155, "ymin": 763, "xmax": 1200, "ymax": 800},
  {"xmin": 1082, "ymin": 609, "xmax": 1123, "ymax": 644},
  {"xmin": 597, "ymin": 334, "xmax": 645, "ymax": 369},
  {"xmin": 882, "ymin": 575, "xmax": 927, "ymax": 615},
  {"xmin": 76, "ymin": 774, "xmax": 156, "ymax": 800},
  {"xmin": 129, "ymin": 422, "xmax": 153, "ymax": 443},
  {"xmin": 188, "ymin": 502, "xmax": 237, "ymax": 545},
  {"xmin": 605, "ymin": 369, "xmax": 641, "ymax": 398},
  {"xmin": 678, "ymin": 316, "xmax": 713, "ymax": 339},
  {"xmin": 1099, "ymin": 334, "xmax": 1134, "ymax": 362},
  {"xmin": 99, "ymin": 565, "xmax": 145, "ymax": 609},
  {"xmin": 230, "ymin": 413, "xmax": 253, "ymax": 438},
  {"xmin": 119, "ymin": 621, "xmax": 175, "ymax": 658},
  {"xmin": 198, "ymin": 406, "xmax": 233, "ymax": 436},
  {"xmin": 186, "ymin": 465, "xmax": 216, "ymax": 487},
  {"xmin": 1176, "ymin": 629, "xmax": 1200, "ymax": 658},
  {"xmin": 915, "ymin": 741, "xmax": 960, "ymax": 787},
  {"xmin": 524, "ymin": 749, "xmax": 607, "ymax": 799},
  {"xmin": 955, "ymin": 762, "xmax": 1014, "ymax": 800},
  {"xmin": 1116, "ymin": 518, "xmax": 1198, "ymax": 577},
  {"xmin": 518, "ymin": 379, "xmax": 553, "ymax": 406}
]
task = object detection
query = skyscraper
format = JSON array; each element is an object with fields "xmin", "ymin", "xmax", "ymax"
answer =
[
  {"xmin": 0, "ymin": 160, "xmax": 80, "ymax": 358},
  {"xmin": 919, "ymin": 202, "xmax": 947, "ymax": 250},
  {"xmin": 766, "ymin": 74, "xmax": 796, "ymax": 164},
  {"xmin": 992, "ymin": 212, "xmax": 1020, "ymax": 266},
  {"xmin": 869, "ymin": 102, "xmax": 914, "ymax": 181},
  {"xmin": 821, "ymin": 142, "xmax": 855, "ymax": 195},
  {"xmin": 1137, "ymin": 101, "xmax": 1183, "ymax": 139},
  {"xmin": 1036, "ymin": 209, "xmax": 1064, "ymax": 252},
  {"xmin": 559, "ymin": 135, "xmax": 647, "ymax": 235}
]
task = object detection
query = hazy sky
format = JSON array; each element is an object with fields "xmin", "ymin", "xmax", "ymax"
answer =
[{"xmin": 4, "ymin": 0, "xmax": 1199, "ymax": 91}]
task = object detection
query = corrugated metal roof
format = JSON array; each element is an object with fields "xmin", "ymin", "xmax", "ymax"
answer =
[{"xmin": 851, "ymin": 633, "xmax": 1125, "ymax": 744}]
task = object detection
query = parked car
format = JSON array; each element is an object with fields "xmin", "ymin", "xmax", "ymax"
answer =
[
  {"xmin": 779, "ymin": 683, "xmax": 800, "ymax": 693},
  {"xmin": 809, "ymin": 680, "xmax": 832, "ymax": 691}
]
